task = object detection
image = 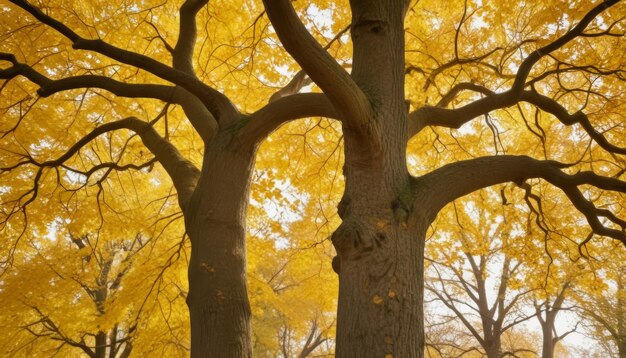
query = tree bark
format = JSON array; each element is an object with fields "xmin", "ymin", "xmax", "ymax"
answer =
[
  {"xmin": 185, "ymin": 131, "xmax": 256, "ymax": 358},
  {"xmin": 330, "ymin": 2, "xmax": 425, "ymax": 357},
  {"xmin": 484, "ymin": 341, "xmax": 502, "ymax": 358}
]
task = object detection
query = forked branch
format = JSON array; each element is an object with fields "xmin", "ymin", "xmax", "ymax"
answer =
[
  {"xmin": 263, "ymin": 0, "xmax": 372, "ymax": 130},
  {"xmin": 418, "ymin": 155, "xmax": 626, "ymax": 245}
]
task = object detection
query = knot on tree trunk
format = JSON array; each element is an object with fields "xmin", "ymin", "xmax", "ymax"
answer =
[{"xmin": 331, "ymin": 220, "xmax": 388, "ymax": 262}]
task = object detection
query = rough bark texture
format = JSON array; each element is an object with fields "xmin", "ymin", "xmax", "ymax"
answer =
[
  {"xmin": 185, "ymin": 129, "xmax": 256, "ymax": 357},
  {"xmin": 331, "ymin": 1, "xmax": 425, "ymax": 357}
]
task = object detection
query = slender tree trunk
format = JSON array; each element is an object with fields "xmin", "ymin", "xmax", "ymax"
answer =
[
  {"xmin": 119, "ymin": 343, "xmax": 132, "ymax": 358},
  {"xmin": 541, "ymin": 322, "xmax": 555, "ymax": 358},
  {"xmin": 94, "ymin": 272, "xmax": 109, "ymax": 358},
  {"xmin": 185, "ymin": 132, "xmax": 256, "ymax": 357},
  {"xmin": 95, "ymin": 331, "xmax": 107, "ymax": 358}
]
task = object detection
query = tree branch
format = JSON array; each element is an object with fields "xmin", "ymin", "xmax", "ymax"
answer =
[
  {"xmin": 417, "ymin": 155, "xmax": 626, "ymax": 244},
  {"xmin": 408, "ymin": 0, "xmax": 620, "ymax": 138},
  {"xmin": 1, "ymin": 117, "xmax": 199, "ymax": 211},
  {"xmin": 0, "ymin": 54, "xmax": 217, "ymax": 141},
  {"xmin": 238, "ymin": 92, "xmax": 338, "ymax": 146},
  {"xmin": 267, "ymin": 25, "xmax": 350, "ymax": 103},
  {"xmin": 519, "ymin": 90, "xmax": 626, "ymax": 155},
  {"xmin": 510, "ymin": 0, "xmax": 620, "ymax": 93},
  {"xmin": 173, "ymin": 0, "xmax": 209, "ymax": 74},
  {"xmin": 262, "ymin": 0, "xmax": 372, "ymax": 130},
  {"xmin": 8, "ymin": 0, "xmax": 237, "ymax": 121}
]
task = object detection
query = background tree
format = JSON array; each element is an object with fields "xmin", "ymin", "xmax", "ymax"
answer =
[
  {"xmin": 0, "ymin": 226, "xmax": 191, "ymax": 357},
  {"xmin": 425, "ymin": 190, "xmax": 536, "ymax": 358},
  {"xmin": 573, "ymin": 242, "xmax": 626, "ymax": 357},
  {"xmin": 533, "ymin": 279, "xmax": 579, "ymax": 358}
]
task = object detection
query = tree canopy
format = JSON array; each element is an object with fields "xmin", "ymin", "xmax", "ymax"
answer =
[{"xmin": 1, "ymin": 0, "xmax": 626, "ymax": 357}]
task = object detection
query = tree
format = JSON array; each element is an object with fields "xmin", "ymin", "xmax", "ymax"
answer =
[
  {"xmin": 425, "ymin": 190, "xmax": 536, "ymax": 358},
  {"xmin": 0, "ymin": 228, "xmax": 192, "ymax": 357},
  {"xmin": 533, "ymin": 281, "xmax": 576, "ymax": 358},
  {"xmin": 574, "ymin": 242, "xmax": 626, "ymax": 357},
  {"xmin": 2, "ymin": 1, "xmax": 626, "ymax": 357},
  {"xmin": 267, "ymin": 1, "xmax": 626, "ymax": 356},
  {"xmin": 247, "ymin": 183, "xmax": 338, "ymax": 357},
  {"xmin": 0, "ymin": 0, "xmax": 339, "ymax": 355}
]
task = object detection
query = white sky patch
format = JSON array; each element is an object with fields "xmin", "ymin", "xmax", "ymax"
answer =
[
  {"xmin": 63, "ymin": 168, "xmax": 87, "ymax": 186},
  {"xmin": 306, "ymin": 4, "xmax": 335, "ymax": 39},
  {"xmin": 251, "ymin": 175, "xmax": 309, "ymax": 249}
]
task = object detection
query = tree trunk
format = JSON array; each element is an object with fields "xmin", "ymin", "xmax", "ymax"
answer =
[
  {"xmin": 185, "ymin": 133, "xmax": 256, "ymax": 357},
  {"xmin": 541, "ymin": 323, "xmax": 554, "ymax": 358},
  {"xmin": 333, "ymin": 194, "xmax": 425, "ymax": 357},
  {"xmin": 332, "ymin": 2, "xmax": 424, "ymax": 356},
  {"xmin": 483, "ymin": 330, "xmax": 502, "ymax": 358},
  {"xmin": 95, "ymin": 331, "xmax": 107, "ymax": 358},
  {"xmin": 119, "ymin": 342, "xmax": 132, "ymax": 358},
  {"xmin": 485, "ymin": 344, "xmax": 502, "ymax": 358}
]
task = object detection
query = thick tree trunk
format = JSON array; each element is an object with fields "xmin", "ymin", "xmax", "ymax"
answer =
[
  {"xmin": 332, "ymin": 2, "xmax": 424, "ymax": 356},
  {"xmin": 185, "ymin": 134, "xmax": 255, "ymax": 358},
  {"xmin": 332, "ymin": 189, "xmax": 425, "ymax": 357}
]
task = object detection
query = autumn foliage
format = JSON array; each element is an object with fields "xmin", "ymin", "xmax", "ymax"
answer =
[{"xmin": 1, "ymin": 0, "xmax": 626, "ymax": 357}]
